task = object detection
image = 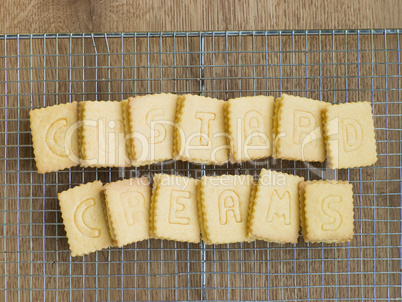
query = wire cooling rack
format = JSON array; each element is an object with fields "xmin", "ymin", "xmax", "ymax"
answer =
[{"xmin": 0, "ymin": 30, "xmax": 401, "ymax": 301}]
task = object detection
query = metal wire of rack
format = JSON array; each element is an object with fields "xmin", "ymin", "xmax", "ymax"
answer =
[{"xmin": 0, "ymin": 30, "xmax": 401, "ymax": 301}]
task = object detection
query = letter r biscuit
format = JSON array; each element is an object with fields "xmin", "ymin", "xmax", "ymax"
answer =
[{"xmin": 103, "ymin": 177, "xmax": 151, "ymax": 247}]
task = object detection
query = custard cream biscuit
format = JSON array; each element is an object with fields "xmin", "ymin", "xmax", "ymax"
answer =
[
  {"xmin": 30, "ymin": 102, "xmax": 80, "ymax": 173},
  {"xmin": 199, "ymin": 174, "xmax": 254, "ymax": 244},
  {"xmin": 226, "ymin": 95, "xmax": 275, "ymax": 163},
  {"xmin": 248, "ymin": 169, "xmax": 304, "ymax": 244},
  {"xmin": 150, "ymin": 174, "xmax": 200, "ymax": 243},
  {"xmin": 174, "ymin": 94, "xmax": 229, "ymax": 165},
  {"xmin": 301, "ymin": 180, "xmax": 354, "ymax": 243},
  {"xmin": 79, "ymin": 101, "xmax": 130, "ymax": 167},
  {"xmin": 103, "ymin": 177, "xmax": 151, "ymax": 247},
  {"xmin": 58, "ymin": 181, "xmax": 115, "ymax": 257},
  {"xmin": 273, "ymin": 94, "xmax": 330, "ymax": 162},
  {"xmin": 125, "ymin": 94, "xmax": 178, "ymax": 166},
  {"xmin": 323, "ymin": 101, "xmax": 377, "ymax": 169}
]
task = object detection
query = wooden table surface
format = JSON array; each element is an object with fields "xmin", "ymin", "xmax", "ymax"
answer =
[
  {"xmin": 1, "ymin": 0, "xmax": 402, "ymax": 34},
  {"xmin": 1, "ymin": 1, "xmax": 401, "ymax": 301}
]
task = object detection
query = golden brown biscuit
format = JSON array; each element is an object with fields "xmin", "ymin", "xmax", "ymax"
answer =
[
  {"xmin": 150, "ymin": 174, "xmax": 200, "ymax": 243},
  {"xmin": 323, "ymin": 102, "xmax": 377, "ymax": 169},
  {"xmin": 103, "ymin": 177, "xmax": 151, "ymax": 247},
  {"xmin": 30, "ymin": 102, "xmax": 80, "ymax": 173},
  {"xmin": 248, "ymin": 169, "xmax": 304, "ymax": 244},
  {"xmin": 225, "ymin": 95, "xmax": 275, "ymax": 163},
  {"xmin": 300, "ymin": 180, "xmax": 354, "ymax": 243},
  {"xmin": 273, "ymin": 94, "xmax": 330, "ymax": 162},
  {"xmin": 124, "ymin": 94, "xmax": 178, "ymax": 166},
  {"xmin": 199, "ymin": 174, "xmax": 255, "ymax": 244},
  {"xmin": 58, "ymin": 181, "xmax": 115, "ymax": 257},
  {"xmin": 79, "ymin": 101, "xmax": 130, "ymax": 168},
  {"xmin": 174, "ymin": 94, "xmax": 229, "ymax": 165}
]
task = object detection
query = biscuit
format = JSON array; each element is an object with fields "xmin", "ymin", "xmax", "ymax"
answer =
[
  {"xmin": 247, "ymin": 169, "xmax": 304, "ymax": 244},
  {"xmin": 103, "ymin": 177, "xmax": 151, "ymax": 247},
  {"xmin": 323, "ymin": 102, "xmax": 377, "ymax": 169},
  {"xmin": 199, "ymin": 174, "xmax": 254, "ymax": 244},
  {"xmin": 174, "ymin": 94, "xmax": 229, "ymax": 165},
  {"xmin": 30, "ymin": 102, "xmax": 80, "ymax": 173},
  {"xmin": 273, "ymin": 94, "xmax": 330, "ymax": 162},
  {"xmin": 58, "ymin": 181, "xmax": 115, "ymax": 257},
  {"xmin": 124, "ymin": 94, "xmax": 178, "ymax": 166},
  {"xmin": 225, "ymin": 95, "xmax": 275, "ymax": 163},
  {"xmin": 79, "ymin": 101, "xmax": 131, "ymax": 168},
  {"xmin": 150, "ymin": 174, "xmax": 200, "ymax": 243},
  {"xmin": 299, "ymin": 180, "xmax": 354, "ymax": 243}
]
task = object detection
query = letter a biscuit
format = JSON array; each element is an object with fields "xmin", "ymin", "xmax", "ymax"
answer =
[
  {"xmin": 225, "ymin": 95, "xmax": 275, "ymax": 163},
  {"xmin": 323, "ymin": 102, "xmax": 377, "ymax": 169},
  {"xmin": 30, "ymin": 102, "xmax": 80, "ymax": 173},
  {"xmin": 198, "ymin": 174, "xmax": 255, "ymax": 244},
  {"xmin": 299, "ymin": 180, "xmax": 354, "ymax": 243},
  {"xmin": 273, "ymin": 94, "xmax": 330, "ymax": 162},
  {"xmin": 58, "ymin": 181, "xmax": 115, "ymax": 257},
  {"xmin": 248, "ymin": 169, "xmax": 304, "ymax": 244},
  {"xmin": 123, "ymin": 94, "xmax": 178, "ymax": 166},
  {"xmin": 103, "ymin": 177, "xmax": 151, "ymax": 247},
  {"xmin": 150, "ymin": 174, "xmax": 200, "ymax": 243},
  {"xmin": 174, "ymin": 94, "xmax": 229, "ymax": 165}
]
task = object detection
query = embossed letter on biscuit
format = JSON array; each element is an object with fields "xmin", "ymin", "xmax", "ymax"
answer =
[
  {"xmin": 342, "ymin": 118, "xmax": 363, "ymax": 152},
  {"xmin": 321, "ymin": 195, "xmax": 343, "ymax": 231},
  {"xmin": 169, "ymin": 190, "xmax": 191, "ymax": 225},
  {"xmin": 146, "ymin": 109, "xmax": 167, "ymax": 144},
  {"xmin": 293, "ymin": 110, "xmax": 317, "ymax": 145},
  {"xmin": 74, "ymin": 198, "xmax": 100, "ymax": 238},
  {"xmin": 46, "ymin": 118, "xmax": 68, "ymax": 157},
  {"xmin": 266, "ymin": 190, "xmax": 291, "ymax": 225},
  {"xmin": 195, "ymin": 112, "xmax": 216, "ymax": 146},
  {"xmin": 120, "ymin": 191, "xmax": 146, "ymax": 226},
  {"xmin": 218, "ymin": 190, "xmax": 242, "ymax": 225},
  {"xmin": 244, "ymin": 110, "xmax": 264, "ymax": 145}
]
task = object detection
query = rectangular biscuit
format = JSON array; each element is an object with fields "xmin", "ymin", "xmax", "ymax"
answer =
[
  {"xmin": 273, "ymin": 94, "xmax": 330, "ymax": 162},
  {"xmin": 323, "ymin": 101, "xmax": 377, "ymax": 169},
  {"xmin": 199, "ymin": 174, "xmax": 255, "ymax": 244},
  {"xmin": 150, "ymin": 174, "xmax": 200, "ymax": 243},
  {"xmin": 79, "ymin": 100, "xmax": 131, "ymax": 168},
  {"xmin": 300, "ymin": 180, "xmax": 354, "ymax": 243},
  {"xmin": 174, "ymin": 94, "xmax": 229, "ymax": 165},
  {"xmin": 124, "ymin": 94, "xmax": 178, "ymax": 166},
  {"xmin": 225, "ymin": 95, "xmax": 275, "ymax": 163},
  {"xmin": 103, "ymin": 177, "xmax": 151, "ymax": 247},
  {"xmin": 58, "ymin": 181, "xmax": 115, "ymax": 257},
  {"xmin": 247, "ymin": 169, "xmax": 304, "ymax": 244},
  {"xmin": 30, "ymin": 102, "xmax": 80, "ymax": 173}
]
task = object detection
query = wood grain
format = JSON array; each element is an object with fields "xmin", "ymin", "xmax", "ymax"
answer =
[
  {"xmin": 1, "ymin": 31, "xmax": 401, "ymax": 301},
  {"xmin": 1, "ymin": 0, "xmax": 402, "ymax": 34},
  {"xmin": 1, "ymin": 1, "xmax": 401, "ymax": 301}
]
